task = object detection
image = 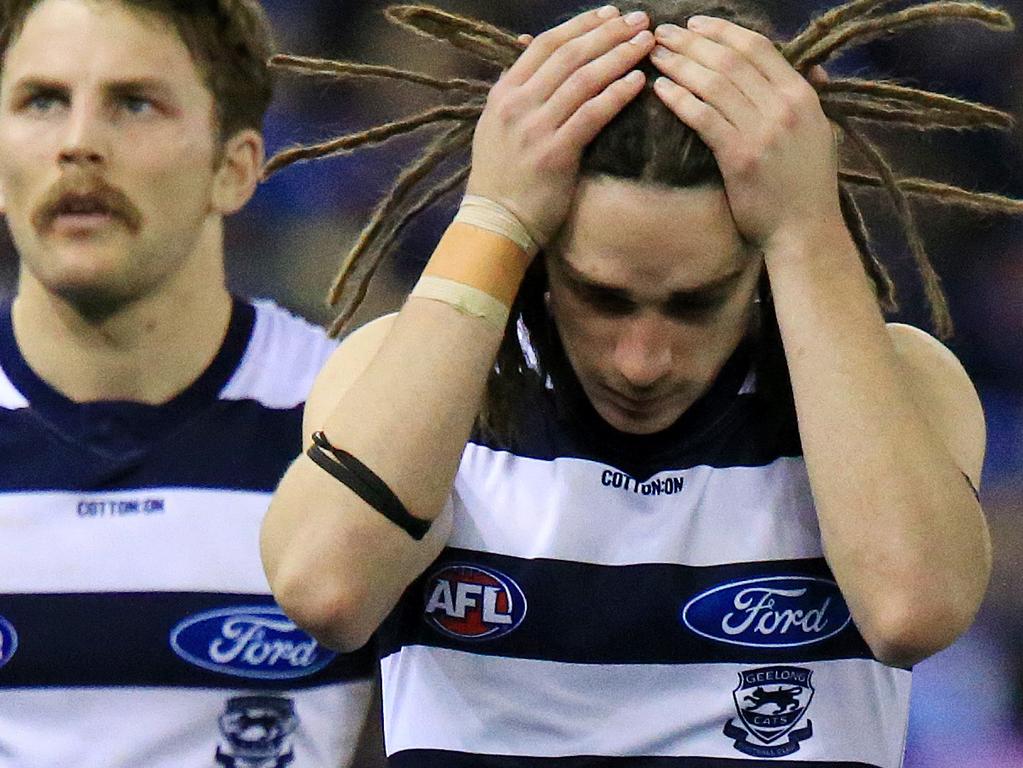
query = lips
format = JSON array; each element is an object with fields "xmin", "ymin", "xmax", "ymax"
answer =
[
  {"xmin": 53, "ymin": 193, "xmax": 114, "ymax": 218},
  {"xmin": 600, "ymin": 386, "xmax": 667, "ymax": 415}
]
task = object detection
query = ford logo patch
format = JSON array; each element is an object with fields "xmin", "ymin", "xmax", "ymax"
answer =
[
  {"xmin": 423, "ymin": 563, "xmax": 527, "ymax": 641},
  {"xmin": 0, "ymin": 614, "xmax": 18, "ymax": 669},
  {"xmin": 170, "ymin": 606, "xmax": 336, "ymax": 680},
  {"xmin": 681, "ymin": 576, "xmax": 852, "ymax": 648}
]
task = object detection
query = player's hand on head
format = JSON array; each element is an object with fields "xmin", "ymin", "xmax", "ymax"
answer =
[
  {"xmin": 650, "ymin": 16, "xmax": 843, "ymax": 251},
  {"xmin": 466, "ymin": 5, "xmax": 654, "ymax": 250}
]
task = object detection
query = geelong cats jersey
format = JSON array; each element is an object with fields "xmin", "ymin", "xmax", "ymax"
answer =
[
  {"xmin": 0, "ymin": 299, "xmax": 374, "ymax": 768},
  {"xmin": 379, "ymin": 343, "xmax": 911, "ymax": 768}
]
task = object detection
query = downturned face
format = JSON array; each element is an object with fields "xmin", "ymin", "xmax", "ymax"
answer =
[
  {"xmin": 0, "ymin": 0, "xmax": 237, "ymax": 310},
  {"xmin": 548, "ymin": 176, "xmax": 762, "ymax": 435}
]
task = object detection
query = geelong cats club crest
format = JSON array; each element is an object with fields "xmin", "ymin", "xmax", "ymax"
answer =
[
  {"xmin": 724, "ymin": 666, "xmax": 816, "ymax": 758},
  {"xmin": 215, "ymin": 695, "xmax": 298, "ymax": 768}
]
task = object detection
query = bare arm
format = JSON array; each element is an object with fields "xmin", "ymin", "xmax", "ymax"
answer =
[
  {"xmin": 768, "ymin": 233, "xmax": 989, "ymax": 668},
  {"xmin": 261, "ymin": 7, "xmax": 655, "ymax": 651},
  {"xmin": 652, "ymin": 16, "xmax": 989, "ymax": 667}
]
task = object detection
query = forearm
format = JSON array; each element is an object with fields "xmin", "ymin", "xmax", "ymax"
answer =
[{"xmin": 765, "ymin": 225, "xmax": 990, "ymax": 666}]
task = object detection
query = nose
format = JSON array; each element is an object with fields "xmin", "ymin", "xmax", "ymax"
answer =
[
  {"xmin": 58, "ymin": 100, "xmax": 107, "ymax": 167},
  {"xmin": 612, "ymin": 312, "xmax": 674, "ymax": 390}
]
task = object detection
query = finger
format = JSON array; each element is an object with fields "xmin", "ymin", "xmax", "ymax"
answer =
[
  {"xmin": 649, "ymin": 46, "xmax": 755, "ymax": 131},
  {"xmin": 518, "ymin": 34, "xmax": 533, "ymax": 48},
  {"xmin": 525, "ymin": 11, "xmax": 651, "ymax": 103},
  {"xmin": 654, "ymin": 23, "xmax": 774, "ymax": 111},
  {"xmin": 557, "ymin": 70, "xmax": 646, "ymax": 149},
  {"xmin": 685, "ymin": 15, "xmax": 798, "ymax": 88},
  {"xmin": 504, "ymin": 5, "xmax": 620, "ymax": 87},
  {"xmin": 808, "ymin": 64, "xmax": 829, "ymax": 88},
  {"xmin": 541, "ymin": 28, "xmax": 655, "ymax": 128},
  {"xmin": 653, "ymin": 75, "xmax": 737, "ymax": 152}
]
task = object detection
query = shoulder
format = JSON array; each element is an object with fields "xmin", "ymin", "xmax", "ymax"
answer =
[
  {"xmin": 886, "ymin": 322, "xmax": 985, "ymax": 487},
  {"xmin": 220, "ymin": 299, "xmax": 338, "ymax": 409},
  {"xmin": 303, "ymin": 312, "xmax": 398, "ymax": 434},
  {"xmin": 250, "ymin": 299, "xmax": 338, "ymax": 365}
]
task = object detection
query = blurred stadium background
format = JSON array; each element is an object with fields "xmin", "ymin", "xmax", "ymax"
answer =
[{"xmin": 3, "ymin": 0, "xmax": 1021, "ymax": 764}]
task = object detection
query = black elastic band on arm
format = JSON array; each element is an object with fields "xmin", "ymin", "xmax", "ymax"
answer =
[{"xmin": 307, "ymin": 431, "xmax": 431, "ymax": 541}]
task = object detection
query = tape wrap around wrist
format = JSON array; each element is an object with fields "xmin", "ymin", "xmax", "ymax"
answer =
[{"xmin": 408, "ymin": 195, "xmax": 536, "ymax": 330}]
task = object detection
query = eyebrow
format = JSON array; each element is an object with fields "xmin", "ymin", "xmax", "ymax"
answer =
[
  {"xmin": 9, "ymin": 76, "xmax": 177, "ymax": 100},
  {"xmin": 554, "ymin": 254, "xmax": 749, "ymax": 305}
]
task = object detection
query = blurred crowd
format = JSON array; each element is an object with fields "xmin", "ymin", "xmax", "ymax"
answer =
[{"xmin": 3, "ymin": 0, "xmax": 1021, "ymax": 763}]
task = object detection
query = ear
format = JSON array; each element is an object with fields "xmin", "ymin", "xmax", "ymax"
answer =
[{"xmin": 211, "ymin": 129, "xmax": 264, "ymax": 216}]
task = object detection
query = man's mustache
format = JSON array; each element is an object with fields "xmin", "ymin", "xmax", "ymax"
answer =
[{"xmin": 31, "ymin": 174, "xmax": 143, "ymax": 234}]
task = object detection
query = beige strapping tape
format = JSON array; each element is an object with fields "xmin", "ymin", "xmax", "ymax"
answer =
[
  {"xmin": 410, "ymin": 275, "xmax": 510, "ymax": 332},
  {"xmin": 454, "ymin": 195, "xmax": 540, "ymax": 257}
]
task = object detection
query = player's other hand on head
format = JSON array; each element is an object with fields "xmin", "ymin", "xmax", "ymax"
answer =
[
  {"xmin": 649, "ymin": 16, "xmax": 843, "ymax": 252},
  {"xmin": 467, "ymin": 5, "xmax": 654, "ymax": 251}
]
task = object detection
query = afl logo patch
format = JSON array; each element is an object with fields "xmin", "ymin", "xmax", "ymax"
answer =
[
  {"xmin": 423, "ymin": 564, "xmax": 527, "ymax": 640},
  {"xmin": 681, "ymin": 576, "xmax": 852, "ymax": 648},
  {"xmin": 0, "ymin": 615, "xmax": 18, "ymax": 669},
  {"xmin": 170, "ymin": 606, "xmax": 336, "ymax": 680}
]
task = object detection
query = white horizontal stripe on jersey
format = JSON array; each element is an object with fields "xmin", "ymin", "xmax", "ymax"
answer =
[
  {"xmin": 0, "ymin": 488, "xmax": 272, "ymax": 593},
  {"xmin": 0, "ymin": 680, "xmax": 374, "ymax": 768},
  {"xmin": 219, "ymin": 300, "xmax": 337, "ymax": 409},
  {"xmin": 452, "ymin": 445, "xmax": 821, "ymax": 567},
  {"xmin": 0, "ymin": 368, "xmax": 29, "ymax": 410},
  {"xmin": 381, "ymin": 645, "xmax": 909, "ymax": 766}
]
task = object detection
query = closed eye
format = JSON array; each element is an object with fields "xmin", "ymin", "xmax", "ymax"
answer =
[
  {"xmin": 664, "ymin": 293, "xmax": 727, "ymax": 321},
  {"xmin": 579, "ymin": 286, "xmax": 637, "ymax": 317}
]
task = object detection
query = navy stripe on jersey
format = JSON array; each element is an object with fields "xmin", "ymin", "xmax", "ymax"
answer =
[
  {"xmin": 470, "ymin": 343, "xmax": 802, "ymax": 481},
  {"xmin": 380, "ymin": 548, "xmax": 873, "ymax": 666},
  {"xmin": 0, "ymin": 400, "xmax": 302, "ymax": 492},
  {"xmin": 389, "ymin": 749, "xmax": 881, "ymax": 768},
  {"xmin": 0, "ymin": 593, "xmax": 373, "ymax": 689},
  {"xmin": 0, "ymin": 299, "xmax": 255, "ymax": 444}
]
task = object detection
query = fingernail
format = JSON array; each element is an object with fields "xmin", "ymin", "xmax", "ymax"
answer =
[
  {"xmin": 631, "ymin": 29, "xmax": 653, "ymax": 45},
  {"xmin": 597, "ymin": 5, "xmax": 618, "ymax": 19},
  {"xmin": 625, "ymin": 10, "xmax": 648, "ymax": 25},
  {"xmin": 625, "ymin": 70, "xmax": 646, "ymax": 85},
  {"xmin": 654, "ymin": 76, "xmax": 675, "ymax": 92},
  {"xmin": 688, "ymin": 15, "xmax": 709, "ymax": 30},
  {"xmin": 657, "ymin": 23, "xmax": 683, "ymax": 36},
  {"xmin": 652, "ymin": 44, "xmax": 669, "ymax": 58}
]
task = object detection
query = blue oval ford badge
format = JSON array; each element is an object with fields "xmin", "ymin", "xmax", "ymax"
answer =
[
  {"xmin": 0, "ymin": 615, "xmax": 18, "ymax": 669},
  {"xmin": 170, "ymin": 606, "xmax": 336, "ymax": 680},
  {"xmin": 423, "ymin": 563, "xmax": 527, "ymax": 641},
  {"xmin": 681, "ymin": 576, "xmax": 852, "ymax": 648}
]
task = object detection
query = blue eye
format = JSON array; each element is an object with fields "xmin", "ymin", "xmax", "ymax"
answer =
[
  {"xmin": 120, "ymin": 95, "xmax": 154, "ymax": 115},
  {"xmin": 24, "ymin": 91, "xmax": 67, "ymax": 113}
]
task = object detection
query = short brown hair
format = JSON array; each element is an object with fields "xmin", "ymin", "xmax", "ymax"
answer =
[{"xmin": 0, "ymin": 0, "xmax": 275, "ymax": 140}]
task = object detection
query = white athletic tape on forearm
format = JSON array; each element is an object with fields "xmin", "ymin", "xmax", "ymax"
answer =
[
  {"xmin": 410, "ymin": 275, "xmax": 511, "ymax": 332},
  {"xmin": 454, "ymin": 195, "xmax": 540, "ymax": 257}
]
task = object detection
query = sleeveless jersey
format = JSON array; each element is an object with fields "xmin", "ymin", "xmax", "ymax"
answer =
[
  {"xmin": 379, "ymin": 344, "xmax": 911, "ymax": 767},
  {"xmin": 0, "ymin": 299, "xmax": 375, "ymax": 768}
]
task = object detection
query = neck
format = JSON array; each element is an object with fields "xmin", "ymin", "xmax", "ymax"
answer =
[{"xmin": 11, "ymin": 224, "xmax": 234, "ymax": 405}]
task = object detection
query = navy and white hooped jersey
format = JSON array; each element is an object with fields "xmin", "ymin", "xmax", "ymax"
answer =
[
  {"xmin": 380, "ymin": 345, "xmax": 912, "ymax": 767},
  {"xmin": 0, "ymin": 299, "xmax": 375, "ymax": 768}
]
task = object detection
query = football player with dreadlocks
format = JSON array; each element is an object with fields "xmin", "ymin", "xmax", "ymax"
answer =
[{"xmin": 262, "ymin": 1, "xmax": 1015, "ymax": 764}]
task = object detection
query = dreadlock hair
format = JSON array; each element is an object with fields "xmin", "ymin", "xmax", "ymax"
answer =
[
  {"xmin": 0, "ymin": 0, "xmax": 276, "ymax": 141},
  {"xmin": 265, "ymin": 0, "xmax": 1022, "ymax": 439}
]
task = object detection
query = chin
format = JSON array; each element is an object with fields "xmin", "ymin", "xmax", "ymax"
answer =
[
  {"xmin": 45, "ymin": 271, "xmax": 148, "ymax": 317},
  {"xmin": 595, "ymin": 401, "xmax": 685, "ymax": 436}
]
